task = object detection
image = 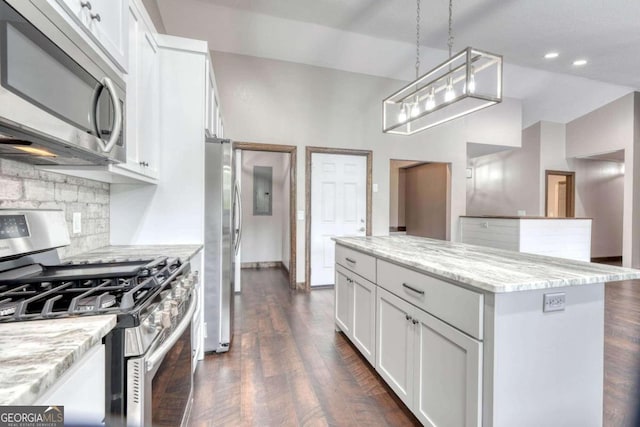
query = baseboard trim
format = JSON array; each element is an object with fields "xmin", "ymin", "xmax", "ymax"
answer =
[
  {"xmin": 591, "ymin": 256, "xmax": 623, "ymax": 263},
  {"xmin": 311, "ymin": 284, "xmax": 335, "ymax": 290},
  {"xmin": 296, "ymin": 282, "xmax": 306, "ymax": 291},
  {"xmin": 242, "ymin": 261, "xmax": 286, "ymax": 269},
  {"xmin": 389, "ymin": 226, "xmax": 407, "ymax": 232}
]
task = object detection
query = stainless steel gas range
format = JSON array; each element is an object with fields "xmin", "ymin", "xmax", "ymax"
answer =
[{"xmin": 0, "ymin": 209, "xmax": 197, "ymax": 427}]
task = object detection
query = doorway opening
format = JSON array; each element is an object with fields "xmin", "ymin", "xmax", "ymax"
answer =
[
  {"xmin": 545, "ymin": 170, "xmax": 575, "ymax": 217},
  {"xmin": 233, "ymin": 142, "xmax": 297, "ymax": 290},
  {"xmin": 389, "ymin": 160, "xmax": 451, "ymax": 240},
  {"xmin": 305, "ymin": 147, "xmax": 372, "ymax": 290},
  {"xmin": 572, "ymin": 150, "xmax": 625, "ymax": 264}
]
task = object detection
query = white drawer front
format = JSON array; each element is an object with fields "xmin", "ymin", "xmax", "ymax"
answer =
[
  {"xmin": 377, "ymin": 259, "xmax": 483, "ymax": 340},
  {"xmin": 335, "ymin": 244, "xmax": 376, "ymax": 283}
]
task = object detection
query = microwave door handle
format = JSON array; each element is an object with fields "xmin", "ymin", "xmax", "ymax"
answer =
[{"xmin": 91, "ymin": 77, "xmax": 122, "ymax": 153}]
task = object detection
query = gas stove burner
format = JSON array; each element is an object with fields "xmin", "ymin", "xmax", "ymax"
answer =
[
  {"xmin": 76, "ymin": 294, "xmax": 116, "ymax": 312},
  {"xmin": 0, "ymin": 300, "xmax": 18, "ymax": 316}
]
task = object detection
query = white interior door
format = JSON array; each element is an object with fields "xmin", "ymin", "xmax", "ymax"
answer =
[{"xmin": 311, "ymin": 153, "xmax": 367, "ymax": 286}]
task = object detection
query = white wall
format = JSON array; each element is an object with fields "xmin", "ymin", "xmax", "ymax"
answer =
[
  {"xmin": 574, "ymin": 159, "xmax": 624, "ymax": 258},
  {"xmin": 212, "ymin": 51, "xmax": 522, "ymax": 283},
  {"xmin": 466, "ymin": 124, "xmax": 541, "ymax": 216},
  {"xmin": 111, "ymin": 37, "xmax": 207, "ymax": 245},
  {"xmin": 240, "ymin": 151, "xmax": 289, "ymax": 264}
]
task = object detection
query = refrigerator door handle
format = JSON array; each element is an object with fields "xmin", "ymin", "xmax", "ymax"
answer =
[{"xmin": 234, "ymin": 181, "xmax": 242, "ymax": 255}]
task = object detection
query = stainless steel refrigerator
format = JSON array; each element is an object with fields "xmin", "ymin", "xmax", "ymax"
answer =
[{"xmin": 204, "ymin": 137, "xmax": 239, "ymax": 352}]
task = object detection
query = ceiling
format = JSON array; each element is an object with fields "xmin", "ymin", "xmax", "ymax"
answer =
[
  {"xmin": 578, "ymin": 149, "xmax": 625, "ymax": 162},
  {"xmin": 155, "ymin": 0, "xmax": 637, "ymax": 126},
  {"xmin": 192, "ymin": 0, "xmax": 640, "ymax": 88}
]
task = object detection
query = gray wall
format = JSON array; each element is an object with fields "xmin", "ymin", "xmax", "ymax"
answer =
[
  {"xmin": 0, "ymin": 159, "xmax": 109, "ymax": 258},
  {"xmin": 466, "ymin": 124, "xmax": 541, "ymax": 216},
  {"xmin": 575, "ymin": 159, "xmax": 624, "ymax": 258},
  {"xmin": 211, "ymin": 50, "xmax": 523, "ymax": 282},
  {"xmin": 141, "ymin": 0, "xmax": 166, "ymax": 33}
]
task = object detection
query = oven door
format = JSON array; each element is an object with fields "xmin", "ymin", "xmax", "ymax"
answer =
[
  {"xmin": 126, "ymin": 294, "xmax": 197, "ymax": 427},
  {"xmin": 0, "ymin": 0, "xmax": 125, "ymax": 165}
]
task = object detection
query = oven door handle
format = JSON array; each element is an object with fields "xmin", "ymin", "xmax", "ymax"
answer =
[{"xmin": 146, "ymin": 295, "xmax": 197, "ymax": 373}]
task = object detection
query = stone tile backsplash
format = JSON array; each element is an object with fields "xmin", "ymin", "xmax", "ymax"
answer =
[{"xmin": 0, "ymin": 159, "xmax": 110, "ymax": 258}]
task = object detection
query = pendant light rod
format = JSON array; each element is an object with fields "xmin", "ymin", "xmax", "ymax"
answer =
[
  {"xmin": 447, "ymin": 0, "xmax": 454, "ymax": 58},
  {"xmin": 415, "ymin": 0, "xmax": 421, "ymax": 80}
]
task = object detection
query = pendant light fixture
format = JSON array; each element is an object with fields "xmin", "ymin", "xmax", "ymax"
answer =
[{"xmin": 382, "ymin": 0, "xmax": 503, "ymax": 135}]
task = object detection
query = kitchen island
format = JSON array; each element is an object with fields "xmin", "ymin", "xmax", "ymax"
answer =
[
  {"xmin": 332, "ymin": 236, "xmax": 640, "ymax": 427},
  {"xmin": 460, "ymin": 215, "xmax": 592, "ymax": 261}
]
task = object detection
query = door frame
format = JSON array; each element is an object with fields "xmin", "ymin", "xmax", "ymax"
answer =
[
  {"xmin": 544, "ymin": 170, "xmax": 575, "ymax": 217},
  {"xmin": 305, "ymin": 146, "xmax": 373, "ymax": 291},
  {"xmin": 233, "ymin": 141, "xmax": 298, "ymax": 290}
]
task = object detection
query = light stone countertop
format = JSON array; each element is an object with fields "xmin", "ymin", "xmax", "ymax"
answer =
[
  {"xmin": 0, "ymin": 315, "xmax": 117, "ymax": 405},
  {"xmin": 62, "ymin": 244, "xmax": 203, "ymax": 264},
  {"xmin": 333, "ymin": 236, "xmax": 640, "ymax": 293}
]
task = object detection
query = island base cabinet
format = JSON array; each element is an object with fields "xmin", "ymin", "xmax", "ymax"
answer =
[
  {"xmin": 413, "ymin": 308, "xmax": 482, "ymax": 427},
  {"xmin": 376, "ymin": 288, "xmax": 482, "ymax": 426},
  {"xmin": 335, "ymin": 267, "xmax": 352, "ymax": 335},
  {"xmin": 335, "ymin": 265, "xmax": 376, "ymax": 365}
]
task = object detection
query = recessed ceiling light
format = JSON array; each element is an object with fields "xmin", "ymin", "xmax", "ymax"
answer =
[
  {"xmin": 573, "ymin": 59, "xmax": 588, "ymax": 66},
  {"xmin": 544, "ymin": 52, "xmax": 559, "ymax": 59}
]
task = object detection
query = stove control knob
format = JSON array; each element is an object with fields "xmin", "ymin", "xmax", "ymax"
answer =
[
  {"xmin": 173, "ymin": 286, "xmax": 185, "ymax": 299},
  {"xmin": 153, "ymin": 311, "xmax": 164, "ymax": 327},
  {"xmin": 164, "ymin": 299, "xmax": 179, "ymax": 316},
  {"xmin": 161, "ymin": 309, "xmax": 172, "ymax": 328}
]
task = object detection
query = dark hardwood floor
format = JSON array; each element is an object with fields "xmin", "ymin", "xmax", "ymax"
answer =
[
  {"xmin": 189, "ymin": 268, "xmax": 419, "ymax": 426},
  {"xmin": 189, "ymin": 267, "xmax": 640, "ymax": 427}
]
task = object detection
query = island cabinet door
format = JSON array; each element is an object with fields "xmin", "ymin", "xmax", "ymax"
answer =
[
  {"xmin": 351, "ymin": 275, "xmax": 376, "ymax": 366},
  {"xmin": 413, "ymin": 308, "xmax": 483, "ymax": 427},
  {"xmin": 376, "ymin": 288, "xmax": 415, "ymax": 408},
  {"xmin": 335, "ymin": 267, "xmax": 353, "ymax": 335}
]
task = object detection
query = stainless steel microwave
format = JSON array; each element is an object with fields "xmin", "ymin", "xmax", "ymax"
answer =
[{"xmin": 0, "ymin": 0, "xmax": 125, "ymax": 165}]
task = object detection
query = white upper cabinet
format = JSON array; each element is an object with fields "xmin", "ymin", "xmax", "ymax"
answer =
[
  {"xmin": 119, "ymin": 0, "xmax": 159, "ymax": 180},
  {"xmin": 205, "ymin": 58, "xmax": 223, "ymax": 138},
  {"xmin": 51, "ymin": 0, "xmax": 128, "ymax": 72}
]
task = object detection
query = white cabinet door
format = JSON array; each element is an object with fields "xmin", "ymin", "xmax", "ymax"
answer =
[
  {"xmin": 89, "ymin": 0, "xmax": 128, "ymax": 70},
  {"xmin": 334, "ymin": 267, "xmax": 352, "ymax": 335},
  {"xmin": 413, "ymin": 308, "xmax": 482, "ymax": 427},
  {"xmin": 52, "ymin": 0, "xmax": 128, "ymax": 71},
  {"xmin": 122, "ymin": 3, "xmax": 158, "ymax": 180},
  {"xmin": 137, "ymin": 30, "xmax": 159, "ymax": 177},
  {"xmin": 376, "ymin": 287, "xmax": 414, "ymax": 408},
  {"xmin": 351, "ymin": 274, "xmax": 376, "ymax": 366}
]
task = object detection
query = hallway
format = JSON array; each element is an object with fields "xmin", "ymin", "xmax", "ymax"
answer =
[{"xmin": 189, "ymin": 267, "xmax": 640, "ymax": 426}]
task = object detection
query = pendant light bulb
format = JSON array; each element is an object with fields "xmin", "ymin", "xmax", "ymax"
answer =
[
  {"xmin": 468, "ymin": 66, "xmax": 476, "ymax": 94},
  {"xmin": 398, "ymin": 103, "xmax": 407, "ymax": 122},
  {"xmin": 425, "ymin": 87, "xmax": 436, "ymax": 111},
  {"xmin": 410, "ymin": 102, "xmax": 420, "ymax": 118},
  {"xmin": 444, "ymin": 76, "xmax": 455, "ymax": 102}
]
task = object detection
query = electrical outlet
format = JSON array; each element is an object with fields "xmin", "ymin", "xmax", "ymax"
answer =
[
  {"xmin": 543, "ymin": 292, "xmax": 566, "ymax": 312},
  {"xmin": 297, "ymin": 210, "xmax": 304, "ymax": 221},
  {"xmin": 373, "ymin": 183, "xmax": 379, "ymax": 193},
  {"xmin": 72, "ymin": 212, "xmax": 82, "ymax": 234},
  {"xmin": 203, "ymin": 323, "xmax": 207, "ymax": 338}
]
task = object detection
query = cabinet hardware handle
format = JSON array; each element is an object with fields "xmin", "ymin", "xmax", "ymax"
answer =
[
  {"xmin": 412, "ymin": 319, "xmax": 419, "ymax": 325},
  {"xmin": 345, "ymin": 257, "xmax": 356, "ymax": 264},
  {"xmin": 402, "ymin": 283, "xmax": 425, "ymax": 295},
  {"xmin": 80, "ymin": 1, "xmax": 92, "ymax": 10},
  {"xmin": 90, "ymin": 13, "xmax": 101, "ymax": 22},
  {"xmin": 405, "ymin": 314, "xmax": 412, "ymax": 321}
]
